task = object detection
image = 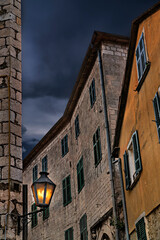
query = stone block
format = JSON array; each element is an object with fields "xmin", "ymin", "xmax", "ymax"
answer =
[
  {"xmin": 0, "ymin": 146, "xmax": 3, "ymax": 156},
  {"xmin": 16, "ymin": 158, "xmax": 22, "ymax": 169},
  {"xmin": 0, "ymin": 38, "xmax": 5, "ymax": 46},
  {"xmin": 4, "ymin": 144, "xmax": 9, "ymax": 155},
  {"xmin": 16, "ymin": 17, "xmax": 21, "ymax": 25},
  {"xmin": 0, "ymin": 68, "xmax": 9, "ymax": 76},
  {"xmin": 0, "ymin": 48, "xmax": 9, "ymax": 57},
  {"xmin": 10, "ymin": 110, "xmax": 15, "ymax": 122},
  {"xmin": 0, "ymin": 57, "xmax": 5, "ymax": 65},
  {"xmin": 0, "ymin": 28, "xmax": 15, "ymax": 38},
  {"xmin": 3, "ymin": 5, "xmax": 21, "ymax": 18},
  {"xmin": 115, "ymin": 51, "xmax": 121, "ymax": 56},
  {"xmin": 2, "ymin": 122, "xmax": 9, "ymax": 133},
  {"xmin": 1, "ymin": 99, "xmax": 8, "ymax": 110},
  {"xmin": 6, "ymin": 37, "xmax": 21, "ymax": 51},
  {"xmin": 14, "ymin": 0, "xmax": 21, "ymax": 10},
  {"xmin": 0, "ymin": 0, "xmax": 13, "ymax": 5},
  {"xmin": 9, "ymin": 45, "xmax": 16, "ymax": 58},
  {"xmin": 0, "ymin": 12, "xmax": 15, "ymax": 21},
  {"xmin": 16, "ymin": 91, "xmax": 21, "ymax": 102},
  {"xmin": 15, "ymin": 113, "xmax": 21, "ymax": 124},
  {"xmin": 16, "ymin": 32, "xmax": 21, "ymax": 41},
  {"xmin": 0, "ymin": 110, "xmax": 8, "ymax": 122},
  {"xmin": 10, "ymin": 144, "xmax": 22, "ymax": 159},
  {"xmin": 5, "ymin": 20, "xmax": 21, "ymax": 32},
  {"xmin": 10, "ymin": 166, "xmax": 22, "ymax": 182},
  {"xmin": 16, "ymin": 136, "xmax": 22, "ymax": 146},
  {"xmin": 10, "ymin": 56, "xmax": 21, "ymax": 71},
  {"xmin": 10, "ymin": 122, "xmax": 21, "ymax": 136},
  {"xmin": 10, "ymin": 87, "xmax": 16, "ymax": 99},
  {"xmin": 10, "ymin": 133, "xmax": 15, "ymax": 144},
  {"xmin": 0, "ymin": 88, "xmax": 8, "ymax": 99},
  {"xmin": 10, "ymin": 78, "xmax": 21, "ymax": 92},
  {"xmin": 10, "ymin": 99, "xmax": 21, "ymax": 114},
  {"xmin": 16, "ymin": 71, "xmax": 21, "ymax": 80}
]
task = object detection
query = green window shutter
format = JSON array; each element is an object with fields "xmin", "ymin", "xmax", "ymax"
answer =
[
  {"xmin": 65, "ymin": 227, "xmax": 73, "ymax": 240},
  {"xmin": 33, "ymin": 165, "xmax": 38, "ymax": 182},
  {"xmin": 132, "ymin": 131, "xmax": 142, "ymax": 174},
  {"xmin": 136, "ymin": 218, "xmax": 147, "ymax": 240},
  {"xmin": 75, "ymin": 115, "xmax": 80, "ymax": 139},
  {"xmin": 62, "ymin": 179, "xmax": 66, "ymax": 206},
  {"xmin": 136, "ymin": 32, "xmax": 147, "ymax": 81},
  {"xmin": 92, "ymin": 79, "xmax": 96, "ymax": 104},
  {"xmin": 77, "ymin": 157, "xmax": 84, "ymax": 193},
  {"xmin": 61, "ymin": 135, "xmax": 69, "ymax": 157},
  {"xmin": 61, "ymin": 139, "xmax": 64, "ymax": 157},
  {"xmin": 153, "ymin": 92, "xmax": 160, "ymax": 142},
  {"xmin": 42, "ymin": 156, "xmax": 47, "ymax": 172},
  {"xmin": 31, "ymin": 203, "xmax": 37, "ymax": 228},
  {"xmin": 123, "ymin": 151, "xmax": 131, "ymax": 190},
  {"xmin": 63, "ymin": 175, "xmax": 72, "ymax": 206},
  {"xmin": 93, "ymin": 128, "xmax": 102, "ymax": 167},
  {"xmin": 80, "ymin": 214, "xmax": 88, "ymax": 240},
  {"xmin": 43, "ymin": 206, "xmax": 49, "ymax": 220}
]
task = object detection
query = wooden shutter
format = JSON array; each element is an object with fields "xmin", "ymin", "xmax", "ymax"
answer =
[
  {"xmin": 132, "ymin": 131, "xmax": 142, "ymax": 174},
  {"xmin": 66, "ymin": 175, "xmax": 71, "ymax": 203},
  {"xmin": 65, "ymin": 135, "xmax": 68, "ymax": 153},
  {"xmin": 31, "ymin": 203, "xmax": 37, "ymax": 228},
  {"xmin": 136, "ymin": 218, "xmax": 147, "ymax": 240},
  {"xmin": 33, "ymin": 165, "xmax": 38, "ymax": 182},
  {"xmin": 153, "ymin": 92, "xmax": 160, "ymax": 142},
  {"xmin": 92, "ymin": 79, "xmax": 96, "ymax": 103},
  {"xmin": 136, "ymin": 33, "xmax": 147, "ymax": 81},
  {"xmin": 61, "ymin": 139, "xmax": 64, "ymax": 157},
  {"xmin": 42, "ymin": 156, "xmax": 47, "ymax": 172},
  {"xmin": 62, "ymin": 179, "xmax": 66, "ymax": 206},
  {"xmin": 123, "ymin": 151, "xmax": 131, "ymax": 190},
  {"xmin": 97, "ymin": 127, "xmax": 102, "ymax": 161}
]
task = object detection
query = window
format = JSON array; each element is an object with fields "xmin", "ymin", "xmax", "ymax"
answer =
[
  {"xmin": 77, "ymin": 157, "xmax": 84, "ymax": 193},
  {"xmin": 153, "ymin": 92, "xmax": 160, "ymax": 142},
  {"xmin": 80, "ymin": 214, "xmax": 88, "ymax": 240},
  {"xmin": 123, "ymin": 131, "xmax": 142, "ymax": 190},
  {"xmin": 93, "ymin": 127, "xmax": 102, "ymax": 167},
  {"xmin": 65, "ymin": 227, "xmax": 73, "ymax": 240},
  {"xmin": 62, "ymin": 175, "xmax": 72, "ymax": 206},
  {"xmin": 31, "ymin": 203, "xmax": 38, "ymax": 228},
  {"xmin": 136, "ymin": 32, "xmax": 147, "ymax": 82},
  {"xmin": 89, "ymin": 79, "xmax": 96, "ymax": 107},
  {"xmin": 33, "ymin": 165, "xmax": 38, "ymax": 182},
  {"xmin": 61, "ymin": 135, "xmax": 68, "ymax": 157},
  {"xmin": 136, "ymin": 217, "xmax": 147, "ymax": 240},
  {"xmin": 42, "ymin": 156, "xmax": 48, "ymax": 172},
  {"xmin": 75, "ymin": 115, "xmax": 80, "ymax": 139},
  {"xmin": 43, "ymin": 206, "xmax": 49, "ymax": 220}
]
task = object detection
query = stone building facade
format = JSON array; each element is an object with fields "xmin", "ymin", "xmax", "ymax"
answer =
[
  {"xmin": 0, "ymin": 0, "xmax": 22, "ymax": 239},
  {"xmin": 23, "ymin": 32, "xmax": 129, "ymax": 240}
]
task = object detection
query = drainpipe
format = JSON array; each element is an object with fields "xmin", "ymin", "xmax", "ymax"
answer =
[
  {"xmin": 98, "ymin": 49, "xmax": 119, "ymax": 240},
  {"xmin": 118, "ymin": 158, "xmax": 130, "ymax": 240}
]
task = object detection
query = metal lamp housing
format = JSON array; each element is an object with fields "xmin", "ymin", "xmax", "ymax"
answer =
[{"xmin": 31, "ymin": 172, "xmax": 56, "ymax": 208}]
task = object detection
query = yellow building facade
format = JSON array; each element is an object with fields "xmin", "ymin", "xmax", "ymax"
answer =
[{"xmin": 113, "ymin": 3, "xmax": 160, "ymax": 240}]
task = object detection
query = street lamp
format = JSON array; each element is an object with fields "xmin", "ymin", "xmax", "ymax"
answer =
[
  {"xmin": 31, "ymin": 172, "xmax": 56, "ymax": 208},
  {"xmin": 18, "ymin": 172, "xmax": 56, "ymax": 236}
]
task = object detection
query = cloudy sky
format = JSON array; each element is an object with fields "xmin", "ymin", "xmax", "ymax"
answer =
[{"xmin": 21, "ymin": 0, "xmax": 158, "ymax": 158}]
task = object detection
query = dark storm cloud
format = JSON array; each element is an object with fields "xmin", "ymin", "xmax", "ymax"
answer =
[{"xmin": 22, "ymin": 0, "xmax": 159, "ymax": 158}]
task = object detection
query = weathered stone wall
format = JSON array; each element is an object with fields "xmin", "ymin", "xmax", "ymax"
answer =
[
  {"xmin": 23, "ymin": 41, "xmax": 128, "ymax": 240},
  {"xmin": 0, "ymin": 0, "xmax": 22, "ymax": 239},
  {"xmin": 130, "ymin": 204, "xmax": 160, "ymax": 240}
]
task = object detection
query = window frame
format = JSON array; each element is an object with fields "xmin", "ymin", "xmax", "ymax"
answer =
[
  {"xmin": 135, "ymin": 32, "xmax": 150, "ymax": 91},
  {"xmin": 43, "ymin": 206, "xmax": 49, "ymax": 221},
  {"xmin": 61, "ymin": 134, "xmax": 69, "ymax": 157},
  {"xmin": 31, "ymin": 203, "xmax": 38, "ymax": 228},
  {"xmin": 75, "ymin": 115, "xmax": 80, "ymax": 139},
  {"xmin": 136, "ymin": 217, "xmax": 147, "ymax": 240},
  {"xmin": 80, "ymin": 214, "xmax": 88, "ymax": 240},
  {"xmin": 77, "ymin": 157, "xmax": 85, "ymax": 193},
  {"xmin": 123, "ymin": 131, "xmax": 142, "ymax": 190},
  {"xmin": 93, "ymin": 127, "xmax": 102, "ymax": 167},
  {"xmin": 42, "ymin": 156, "xmax": 48, "ymax": 172},
  {"xmin": 62, "ymin": 175, "xmax": 72, "ymax": 206},
  {"xmin": 89, "ymin": 78, "xmax": 96, "ymax": 107},
  {"xmin": 33, "ymin": 165, "xmax": 38, "ymax": 183},
  {"xmin": 153, "ymin": 92, "xmax": 160, "ymax": 143},
  {"xmin": 65, "ymin": 227, "xmax": 73, "ymax": 240}
]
